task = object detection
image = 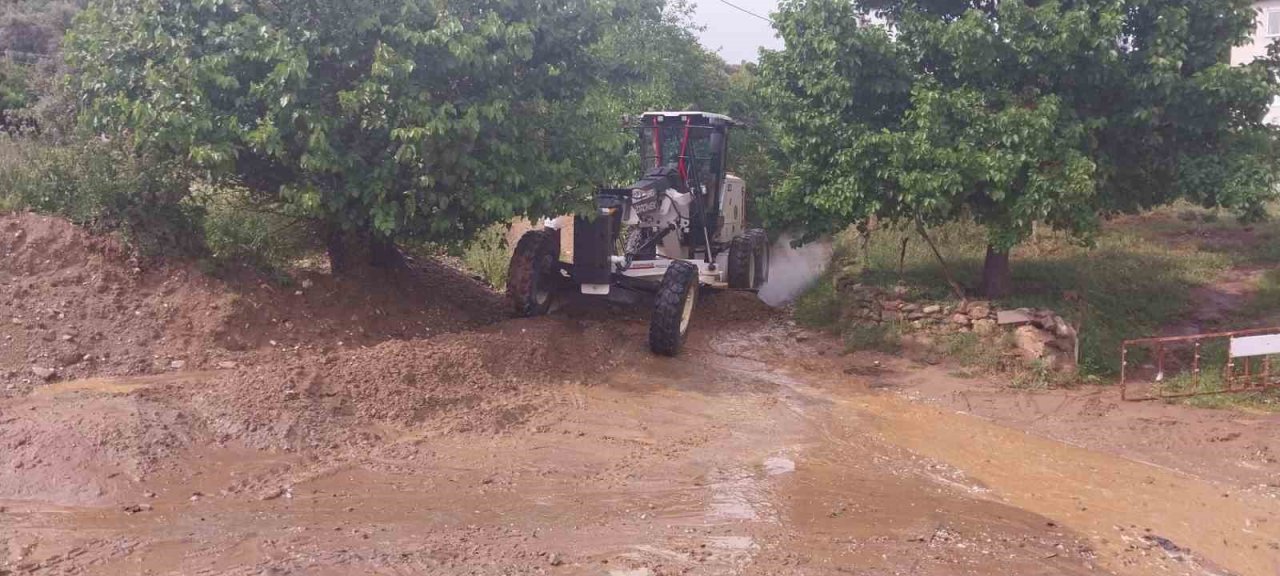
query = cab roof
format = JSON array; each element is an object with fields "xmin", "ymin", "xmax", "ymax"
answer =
[{"xmin": 640, "ymin": 111, "xmax": 737, "ymax": 126}]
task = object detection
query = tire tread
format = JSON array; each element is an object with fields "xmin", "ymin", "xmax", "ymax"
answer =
[{"xmin": 649, "ymin": 260, "xmax": 699, "ymax": 356}]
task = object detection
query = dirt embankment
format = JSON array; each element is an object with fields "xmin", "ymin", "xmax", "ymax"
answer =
[
  {"xmin": 0, "ymin": 212, "xmax": 775, "ymax": 508},
  {"xmin": 0, "ymin": 212, "xmax": 597, "ymax": 505},
  {"xmin": 0, "ymin": 212, "xmax": 505, "ymax": 390}
]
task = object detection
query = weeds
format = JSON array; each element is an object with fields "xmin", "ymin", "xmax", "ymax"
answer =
[
  {"xmin": 0, "ymin": 137, "xmax": 203, "ymax": 258},
  {"xmin": 195, "ymin": 184, "xmax": 315, "ymax": 274},
  {"xmin": 1010, "ymin": 360, "xmax": 1057, "ymax": 390},
  {"xmin": 462, "ymin": 224, "xmax": 511, "ymax": 289},
  {"xmin": 843, "ymin": 322, "xmax": 902, "ymax": 353},
  {"xmin": 794, "ymin": 272, "xmax": 842, "ymax": 331},
  {"xmin": 831, "ymin": 217, "xmax": 1230, "ymax": 378}
]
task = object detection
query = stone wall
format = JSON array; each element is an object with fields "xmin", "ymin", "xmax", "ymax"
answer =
[{"xmin": 839, "ymin": 283, "xmax": 1078, "ymax": 372}]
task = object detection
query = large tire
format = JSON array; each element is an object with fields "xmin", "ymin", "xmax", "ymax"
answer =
[
  {"xmin": 649, "ymin": 261, "xmax": 699, "ymax": 356},
  {"xmin": 727, "ymin": 234, "xmax": 757, "ymax": 289},
  {"xmin": 745, "ymin": 228, "xmax": 769, "ymax": 284},
  {"xmin": 506, "ymin": 229, "xmax": 559, "ymax": 317}
]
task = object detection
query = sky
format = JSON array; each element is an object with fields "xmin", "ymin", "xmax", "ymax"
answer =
[{"xmin": 691, "ymin": 0, "xmax": 784, "ymax": 64}]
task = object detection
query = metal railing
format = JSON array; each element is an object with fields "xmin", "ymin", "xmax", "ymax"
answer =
[{"xmin": 1120, "ymin": 326, "xmax": 1280, "ymax": 401}]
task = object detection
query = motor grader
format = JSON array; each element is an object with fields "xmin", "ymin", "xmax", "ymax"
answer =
[{"xmin": 506, "ymin": 111, "xmax": 768, "ymax": 356}]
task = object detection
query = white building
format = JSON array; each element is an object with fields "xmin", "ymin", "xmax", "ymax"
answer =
[{"xmin": 1231, "ymin": 0, "xmax": 1280, "ymax": 123}]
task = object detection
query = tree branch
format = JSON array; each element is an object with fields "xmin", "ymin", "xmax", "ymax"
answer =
[
  {"xmin": 897, "ymin": 235, "xmax": 909, "ymax": 278},
  {"xmin": 914, "ymin": 219, "xmax": 966, "ymax": 301}
]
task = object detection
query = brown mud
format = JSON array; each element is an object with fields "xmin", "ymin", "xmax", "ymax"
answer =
[{"xmin": 1, "ymin": 215, "xmax": 1279, "ymax": 575}]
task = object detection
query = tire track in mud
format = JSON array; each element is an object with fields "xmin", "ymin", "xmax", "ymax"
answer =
[
  {"xmin": 849, "ymin": 393, "xmax": 1280, "ymax": 576},
  {"xmin": 7, "ymin": 316, "xmax": 1269, "ymax": 575},
  {"xmin": 699, "ymin": 326, "xmax": 1278, "ymax": 575}
]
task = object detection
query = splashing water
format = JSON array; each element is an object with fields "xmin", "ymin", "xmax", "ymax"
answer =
[{"xmin": 758, "ymin": 233, "xmax": 833, "ymax": 307}]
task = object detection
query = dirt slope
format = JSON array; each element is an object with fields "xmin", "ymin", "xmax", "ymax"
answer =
[{"xmin": 0, "ymin": 212, "xmax": 504, "ymax": 391}]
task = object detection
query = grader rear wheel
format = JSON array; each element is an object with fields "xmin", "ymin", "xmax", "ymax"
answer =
[
  {"xmin": 728, "ymin": 231, "xmax": 768, "ymax": 290},
  {"xmin": 745, "ymin": 228, "xmax": 769, "ymax": 284}
]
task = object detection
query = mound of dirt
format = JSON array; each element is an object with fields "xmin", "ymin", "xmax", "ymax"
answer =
[
  {"xmin": 0, "ymin": 387, "xmax": 197, "ymax": 505},
  {"xmin": 0, "ymin": 213, "xmax": 505, "ymax": 390},
  {"xmin": 697, "ymin": 289, "xmax": 780, "ymax": 323},
  {"xmin": 180, "ymin": 318, "xmax": 637, "ymax": 451}
]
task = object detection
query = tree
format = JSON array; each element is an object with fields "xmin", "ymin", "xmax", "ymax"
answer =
[
  {"xmin": 66, "ymin": 0, "xmax": 665, "ymax": 272},
  {"xmin": 760, "ymin": 0, "xmax": 1280, "ymax": 297}
]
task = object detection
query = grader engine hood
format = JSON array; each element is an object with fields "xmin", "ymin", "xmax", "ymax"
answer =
[{"xmin": 627, "ymin": 165, "xmax": 681, "ymax": 223}]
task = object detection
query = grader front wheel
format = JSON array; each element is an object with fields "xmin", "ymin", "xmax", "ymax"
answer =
[{"xmin": 649, "ymin": 260, "xmax": 699, "ymax": 356}]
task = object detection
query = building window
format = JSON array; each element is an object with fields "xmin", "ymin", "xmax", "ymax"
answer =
[{"xmin": 1267, "ymin": 9, "xmax": 1280, "ymax": 37}]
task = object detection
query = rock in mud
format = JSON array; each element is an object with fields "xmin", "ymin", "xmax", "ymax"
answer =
[
  {"xmin": 30, "ymin": 366, "xmax": 56, "ymax": 381},
  {"xmin": 56, "ymin": 350, "xmax": 84, "ymax": 366},
  {"xmin": 121, "ymin": 503, "xmax": 152, "ymax": 514}
]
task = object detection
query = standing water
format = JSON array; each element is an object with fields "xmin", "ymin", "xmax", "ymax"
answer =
[{"xmin": 757, "ymin": 233, "xmax": 833, "ymax": 307}]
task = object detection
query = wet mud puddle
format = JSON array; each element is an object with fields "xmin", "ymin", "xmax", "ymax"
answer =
[{"xmin": 5, "ymin": 339, "xmax": 1280, "ymax": 575}]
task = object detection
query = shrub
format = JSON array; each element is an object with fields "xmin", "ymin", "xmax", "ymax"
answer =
[
  {"xmin": 793, "ymin": 272, "xmax": 842, "ymax": 331},
  {"xmin": 462, "ymin": 224, "xmax": 511, "ymax": 289},
  {"xmin": 0, "ymin": 138, "xmax": 202, "ymax": 257},
  {"xmin": 196, "ymin": 184, "xmax": 316, "ymax": 273}
]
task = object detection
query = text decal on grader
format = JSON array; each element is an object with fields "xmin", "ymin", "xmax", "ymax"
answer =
[{"xmin": 1120, "ymin": 327, "xmax": 1280, "ymax": 401}]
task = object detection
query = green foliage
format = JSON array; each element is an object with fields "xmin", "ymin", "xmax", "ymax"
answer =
[
  {"xmin": 0, "ymin": 64, "xmax": 31, "ymax": 111},
  {"xmin": 197, "ymin": 185, "xmax": 314, "ymax": 272},
  {"xmin": 583, "ymin": 0, "xmax": 778, "ymax": 193},
  {"xmin": 844, "ymin": 322, "xmax": 902, "ymax": 353},
  {"xmin": 462, "ymin": 224, "xmax": 511, "ymax": 289},
  {"xmin": 0, "ymin": 138, "xmax": 203, "ymax": 256},
  {"xmin": 759, "ymin": 0, "xmax": 1280, "ymax": 272},
  {"xmin": 65, "ymin": 0, "xmax": 669, "ymax": 251},
  {"xmin": 836, "ymin": 218, "xmax": 1228, "ymax": 377},
  {"xmin": 793, "ymin": 272, "xmax": 842, "ymax": 330}
]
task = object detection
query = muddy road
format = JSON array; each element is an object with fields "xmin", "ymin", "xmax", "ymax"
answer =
[
  {"xmin": 1, "ymin": 214, "xmax": 1279, "ymax": 575},
  {"xmin": 5, "ymin": 311, "xmax": 1280, "ymax": 575}
]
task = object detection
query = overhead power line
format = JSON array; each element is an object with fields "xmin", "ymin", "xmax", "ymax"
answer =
[{"xmin": 715, "ymin": 0, "xmax": 774, "ymax": 24}]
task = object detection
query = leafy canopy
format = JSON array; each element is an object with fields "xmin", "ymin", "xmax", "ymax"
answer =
[
  {"xmin": 66, "ymin": 0, "xmax": 664, "ymax": 242},
  {"xmin": 760, "ymin": 0, "xmax": 1280, "ymax": 251}
]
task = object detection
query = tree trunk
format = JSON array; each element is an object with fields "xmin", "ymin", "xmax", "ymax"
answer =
[
  {"xmin": 325, "ymin": 227, "xmax": 358, "ymax": 276},
  {"xmin": 326, "ymin": 226, "xmax": 404, "ymax": 275},
  {"xmin": 979, "ymin": 244, "xmax": 1011, "ymax": 299},
  {"xmin": 368, "ymin": 235, "xmax": 404, "ymax": 269}
]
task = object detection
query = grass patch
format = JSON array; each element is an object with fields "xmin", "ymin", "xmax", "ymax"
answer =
[
  {"xmin": 461, "ymin": 224, "xmax": 511, "ymax": 289},
  {"xmin": 1243, "ymin": 268, "xmax": 1280, "ymax": 321},
  {"xmin": 0, "ymin": 137, "xmax": 204, "ymax": 258},
  {"xmin": 934, "ymin": 331, "xmax": 1001, "ymax": 371},
  {"xmin": 843, "ymin": 322, "xmax": 902, "ymax": 353},
  {"xmin": 1122, "ymin": 202, "xmax": 1280, "ymax": 267},
  {"xmin": 794, "ymin": 272, "xmax": 842, "ymax": 331},
  {"xmin": 830, "ymin": 215, "xmax": 1234, "ymax": 379},
  {"xmin": 194, "ymin": 184, "xmax": 316, "ymax": 276}
]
